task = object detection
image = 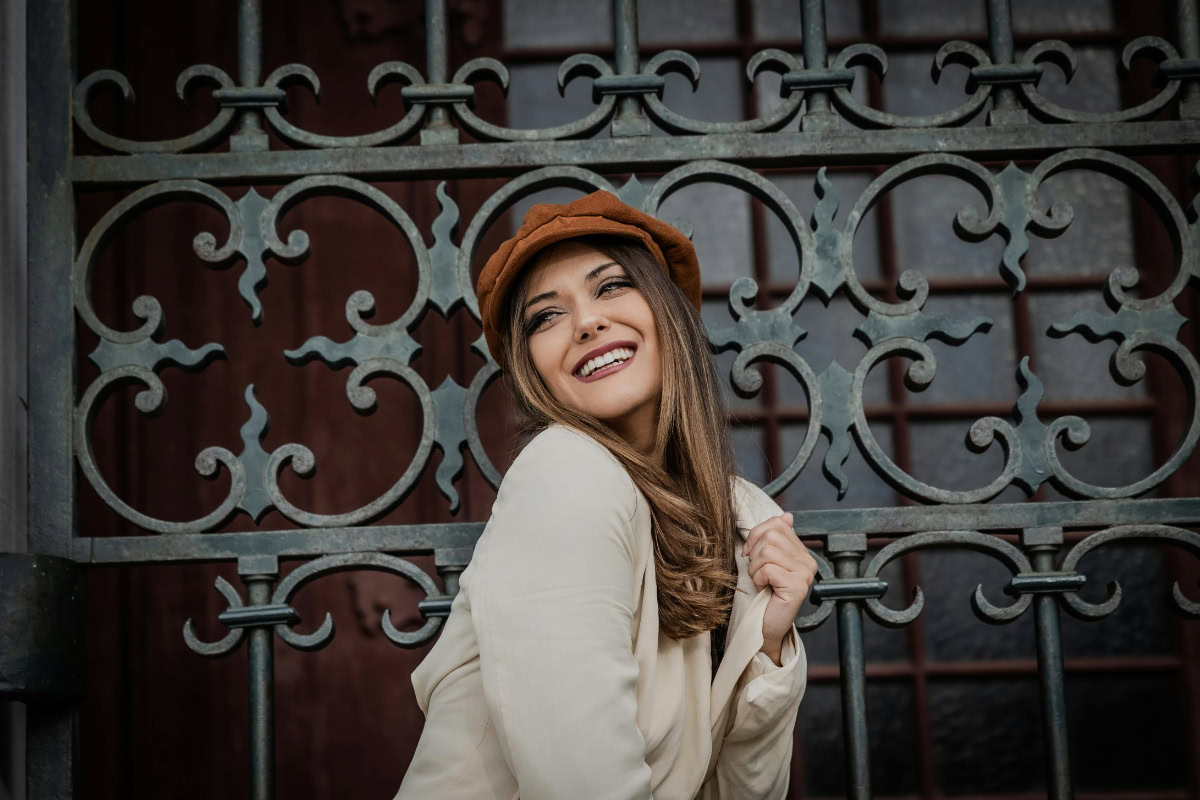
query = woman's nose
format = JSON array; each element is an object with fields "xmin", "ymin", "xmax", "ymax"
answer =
[{"xmin": 574, "ymin": 303, "xmax": 609, "ymax": 342}]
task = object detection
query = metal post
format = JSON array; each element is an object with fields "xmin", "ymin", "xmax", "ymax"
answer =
[
  {"xmin": 611, "ymin": 0, "xmax": 650, "ymax": 136},
  {"xmin": 985, "ymin": 0, "xmax": 1028, "ymax": 125},
  {"xmin": 800, "ymin": 0, "xmax": 837, "ymax": 131},
  {"xmin": 239, "ymin": 556, "xmax": 279, "ymax": 800},
  {"xmin": 829, "ymin": 533, "xmax": 872, "ymax": 800},
  {"xmin": 1177, "ymin": 0, "xmax": 1200, "ymax": 118},
  {"xmin": 420, "ymin": 0, "xmax": 458, "ymax": 144},
  {"xmin": 0, "ymin": 0, "xmax": 28, "ymax": 793},
  {"xmin": 25, "ymin": 0, "xmax": 79, "ymax": 793},
  {"xmin": 232, "ymin": 0, "xmax": 267, "ymax": 151},
  {"xmin": 1024, "ymin": 527, "xmax": 1074, "ymax": 800}
]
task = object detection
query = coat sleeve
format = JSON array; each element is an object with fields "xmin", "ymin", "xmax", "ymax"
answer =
[
  {"xmin": 709, "ymin": 623, "xmax": 807, "ymax": 798},
  {"xmin": 468, "ymin": 428, "xmax": 654, "ymax": 800}
]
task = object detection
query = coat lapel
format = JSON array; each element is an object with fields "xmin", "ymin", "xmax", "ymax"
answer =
[{"xmin": 707, "ymin": 477, "xmax": 780, "ymax": 734}]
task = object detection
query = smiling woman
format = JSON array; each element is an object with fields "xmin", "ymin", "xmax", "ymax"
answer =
[
  {"xmin": 512, "ymin": 240, "xmax": 665, "ymax": 453},
  {"xmin": 396, "ymin": 191, "xmax": 817, "ymax": 800}
]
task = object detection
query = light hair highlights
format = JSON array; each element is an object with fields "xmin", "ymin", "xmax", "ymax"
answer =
[{"xmin": 499, "ymin": 233, "xmax": 742, "ymax": 642}]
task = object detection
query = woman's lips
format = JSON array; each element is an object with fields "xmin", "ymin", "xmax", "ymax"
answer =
[{"xmin": 574, "ymin": 350, "xmax": 636, "ymax": 383}]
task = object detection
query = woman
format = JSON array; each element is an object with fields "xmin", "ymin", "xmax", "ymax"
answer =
[{"xmin": 396, "ymin": 190, "xmax": 817, "ymax": 799}]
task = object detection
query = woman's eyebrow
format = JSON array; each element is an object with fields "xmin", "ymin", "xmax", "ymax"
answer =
[{"xmin": 520, "ymin": 261, "xmax": 621, "ymax": 316}]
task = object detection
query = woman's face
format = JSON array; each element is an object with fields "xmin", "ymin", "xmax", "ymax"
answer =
[{"xmin": 518, "ymin": 240, "xmax": 662, "ymax": 449}]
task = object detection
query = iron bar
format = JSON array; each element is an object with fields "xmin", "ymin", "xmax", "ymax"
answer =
[
  {"xmin": 420, "ymin": 0, "xmax": 457, "ymax": 144},
  {"xmin": 1025, "ymin": 527, "xmax": 1074, "ymax": 800},
  {"xmin": 232, "ymin": 0, "xmax": 267, "ymax": 151},
  {"xmin": 698, "ymin": 273, "xmax": 1115, "ymax": 298},
  {"xmin": 71, "ymin": 523, "xmax": 480, "ymax": 564},
  {"xmin": 64, "ymin": 498, "xmax": 1200, "ymax": 565},
  {"xmin": 830, "ymin": 533, "xmax": 872, "ymax": 799},
  {"xmin": 985, "ymin": 0, "xmax": 1027, "ymax": 125},
  {"xmin": 1177, "ymin": 0, "xmax": 1200, "ymax": 118},
  {"xmin": 68, "ymin": 121, "xmax": 1200, "ymax": 185},
  {"xmin": 730, "ymin": 396, "xmax": 1159, "ymax": 423},
  {"xmin": 496, "ymin": 28, "xmax": 1129, "ymax": 65},
  {"xmin": 805, "ymin": 654, "xmax": 1187, "ymax": 679},
  {"xmin": 25, "ymin": 0, "xmax": 80, "ymax": 792},
  {"xmin": 611, "ymin": 0, "xmax": 650, "ymax": 136},
  {"xmin": 800, "ymin": 0, "xmax": 837, "ymax": 131},
  {"xmin": 241, "ymin": 557, "xmax": 278, "ymax": 800}
]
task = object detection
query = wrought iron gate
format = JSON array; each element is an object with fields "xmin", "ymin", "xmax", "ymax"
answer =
[{"xmin": 10, "ymin": 0, "xmax": 1200, "ymax": 797}]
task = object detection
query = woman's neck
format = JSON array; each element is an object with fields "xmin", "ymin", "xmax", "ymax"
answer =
[{"xmin": 608, "ymin": 398, "xmax": 661, "ymax": 455}]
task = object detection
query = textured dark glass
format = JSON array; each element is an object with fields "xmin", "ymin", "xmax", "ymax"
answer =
[
  {"xmin": 639, "ymin": 0, "xmax": 735, "ymax": 44},
  {"xmin": 920, "ymin": 547, "xmax": 1036, "ymax": 661},
  {"xmin": 890, "ymin": 175, "xmax": 1005, "ymax": 278},
  {"xmin": 1068, "ymin": 673, "xmax": 1189, "ymax": 792},
  {"xmin": 907, "ymin": 420, "xmax": 1008, "ymax": 495},
  {"xmin": 1011, "ymin": 0, "xmax": 1114, "ymax": 32},
  {"xmin": 1032, "ymin": 294, "xmax": 1148, "ymax": 404},
  {"xmin": 503, "ymin": 0, "xmax": 610, "ymax": 47},
  {"xmin": 800, "ymin": 682, "xmax": 920, "ymax": 797},
  {"xmin": 650, "ymin": 57, "xmax": 745, "ymax": 136},
  {"xmin": 1060, "ymin": 543, "xmax": 1173, "ymax": 657},
  {"xmin": 908, "ymin": 296, "xmax": 1018, "ymax": 407},
  {"xmin": 753, "ymin": 0, "xmax": 862, "ymax": 40},
  {"xmin": 930, "ymin": 678, "xmax": 1045, "ymax": 795},
  {"xmin": 877, "ymin": 0, "xmax": 986, "ymax": 36},
  {"xmin": 789, "ymin": 298, "xmax": 888, "ymax": 405},
  {"xmin": 780, "ymin": 421, "xmax": 896, "ymax": 511},
  {"xmin": 920, "ymin": 525, "xmax": 1174, "ymax": 664},
  {"xmin": 882, "ymin": 52, "xmax": 989, "ymax": 128}
]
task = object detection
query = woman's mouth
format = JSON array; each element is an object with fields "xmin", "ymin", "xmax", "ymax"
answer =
[{"xmin": 574, "ymin": 347, "xmax": 636, "ymax": 382}]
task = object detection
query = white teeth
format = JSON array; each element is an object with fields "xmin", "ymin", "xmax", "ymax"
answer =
[{"xmin": 578, "ymin": 347, "xmax": 634, "ymax": 377}]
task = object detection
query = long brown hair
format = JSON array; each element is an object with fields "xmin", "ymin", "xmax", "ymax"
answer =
[{"xmin": 499, "ymin": 233, "xmax": 742, "ymax": 642}]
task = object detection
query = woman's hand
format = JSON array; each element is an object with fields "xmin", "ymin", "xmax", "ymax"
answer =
[{"xmin": 742, "ymin": 511, "xmax": 818, "ymax": 663}]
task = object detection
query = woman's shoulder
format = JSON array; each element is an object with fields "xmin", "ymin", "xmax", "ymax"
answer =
[
  {"xmin": 502, "ymin": 423, "xmax": 637, "ymax": 507},
  {"xmin": 514, "ymin": 422, "xmax": 626, "ymax": 468}
]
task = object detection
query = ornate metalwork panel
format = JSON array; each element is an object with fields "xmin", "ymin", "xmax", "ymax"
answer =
[{"xmin": 16, "ymin": 0, "xmax": 1200, "ymax": 797}]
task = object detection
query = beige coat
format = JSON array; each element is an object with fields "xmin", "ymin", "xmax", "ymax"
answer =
[{"xmin": 396, "ymin": 424, "xmax": 807, "ymax": 799}]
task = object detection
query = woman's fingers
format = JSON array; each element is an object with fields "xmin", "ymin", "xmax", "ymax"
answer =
[
  {"xmin": 752, "ymin": 561, "xmax": 784, "ymax": 589},
  {"xmin": 744, "ymin": 513, "xmax": 819, "ymax": 594},
  {"xmin": 745, "ymin": 511, "xmax": 822, "ymax": 646},
  {"xmin": 741, "ymin": 511, "xmax": 794, "ymax": 556},
  {"xmin": 747, "ymin": 543, "xmax": 815, "ymax": 585}
]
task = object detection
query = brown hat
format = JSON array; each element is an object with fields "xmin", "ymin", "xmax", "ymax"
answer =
[{"xmin": 475, "ymin": 189, "xmax": 702, "ymax": 364}]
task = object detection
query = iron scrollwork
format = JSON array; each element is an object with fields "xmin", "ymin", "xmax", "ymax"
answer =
[
  {"xmin": 1057, "ymin": 524, "xmax": 1200, "ymax": 620},
  {"xmin": 72, "ymin": 31, "xmax": 1200, "ymax": 153},
  {"xmin": 183, "ymin": 553, "xmax": 447, "ymax": 656},
  {"xmin": 72, "ymin": 151, "xmax": 1200, "ymax": 529}
]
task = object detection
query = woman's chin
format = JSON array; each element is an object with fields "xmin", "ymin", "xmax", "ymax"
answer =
[{"xmin": 590, "ymin": 396, "xmax": 658, "ymax": 426}]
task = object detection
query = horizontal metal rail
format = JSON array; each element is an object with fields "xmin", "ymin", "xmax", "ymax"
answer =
[
  {"xmin": 67, "ymin": 497, "xmax": 1200, "ymax": 565},
  {"xmin": 72, "ymin": 121, "xmax": 1200, "ymax": 186}
]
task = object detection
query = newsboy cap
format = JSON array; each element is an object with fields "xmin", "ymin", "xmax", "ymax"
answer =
[{"xmin": 475, "ymin": 189, "xmax": 702, "ymax": 365}]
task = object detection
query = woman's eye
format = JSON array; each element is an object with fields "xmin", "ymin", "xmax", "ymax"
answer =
[
  {"xmin": 524, "ymin": 280, "xmax": 630, "ymax": 335},
  {"xmin": 600, "ymin": 279, "xmax": 633, "ymax": 294},
  {"xmin": 525, "ymin": 310, "xmax": 555, "ymax": 334}
]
